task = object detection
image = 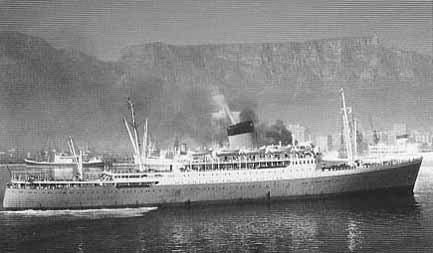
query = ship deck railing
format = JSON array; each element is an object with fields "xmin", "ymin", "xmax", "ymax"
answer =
[
  {"xmin": 7, "ymin": 178, "xmax": 161, "ymax": 190},
  {"xmin": 7, "ymin": 180, "xmax": 102, "ymax": 189},
  {"xmin": 321, "ymin": 157, "xmax": 421, "ymax": 172},
  {"xmin": 182, "ymin": 157, "xmax": 317, "ymax": 172},
  {"xmin": 188, "ymin": 156, "xmax": 316, "ymax": 164}
]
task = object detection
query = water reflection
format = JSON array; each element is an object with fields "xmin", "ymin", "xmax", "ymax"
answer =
[
  {"xmin": 347, "ymin": 218, "xmax": 363, "ymax": 252},
  {"xmin": 136, "ymin": 194, "xmax": 421, "ymax": 252},
  {"xmin": 0, "ymin": 194, "xmax": 426, "ymax": 252}
]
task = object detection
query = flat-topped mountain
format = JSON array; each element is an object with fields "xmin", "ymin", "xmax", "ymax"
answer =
[{"xmin": 0, "ymin": 32, "xmax": 431, "ymax": 151}]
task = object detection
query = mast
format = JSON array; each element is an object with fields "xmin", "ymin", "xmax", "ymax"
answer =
[
  {"xmin": 353, "ymin": 117, "xmax": 357, "ymax": 159},
  {"xmin": 67, "ymin": 138, "xmax": 74, "ymax": 156},
  {"xmin": 68, "ymin": 136, "xmax": 78, "ymax": 161},
  {"xmin": 124, "ymin": 98, "xmax": 144, "ymax": 170},
  {"xmin": 128, "ymin": 98, "xmax": 141, "ymax": 155},
  {"xmin": 123, "ymin": 117, "xmax": 139, "ymax": 155},
  {"xmin": 339, "ymin": 89, "xmax": 354, "ymax": 165},
  {"xmin": 68, "ymin": 137, "xmax": 83, "ymax": 180},
  {"xmin": 142, "ymin": 118, "xmax": 148, "ymax": 163}
]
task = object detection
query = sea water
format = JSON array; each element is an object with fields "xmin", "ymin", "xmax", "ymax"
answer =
[{"xmin": 0, "ymin": 163, "xmax": 432, "ymax": 252}]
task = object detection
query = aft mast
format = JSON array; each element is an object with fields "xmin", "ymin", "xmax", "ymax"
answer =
[
  {"xmin": 339, "ymin": 88, "xmax": 354, "ymax": 166},
  {"xmin": 352, "ymin": 116, "xmax": 357, "ymax": 159},
  {"xmin": 142, "ymin": 118, "xmax": 148, "ymax": 164},
  {"xmin": 128, "ymin": 98, "xmax": 141, "ymax": 156},
  {"xmin": 124, "ymin": 98, "xmax": 144, "ymax": 170}
]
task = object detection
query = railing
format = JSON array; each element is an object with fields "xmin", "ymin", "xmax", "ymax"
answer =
[
  {"xmin": 182, "ymin": 158, "xmax": 316, "ymax": 172},
  {"xmin": 321, "ymin": 157, "xmax": 421, "ymax": 172}
]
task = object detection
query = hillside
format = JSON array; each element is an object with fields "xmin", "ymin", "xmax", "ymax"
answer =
[
  {"xmin": 0, "ymin": 32, "xmax": 432, "ymax": 151},
  {"xmin": 119, "ymin": 35, "xmax": 432, "ymax": 139}
]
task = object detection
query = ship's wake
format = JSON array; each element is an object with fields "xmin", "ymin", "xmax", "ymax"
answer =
[{"xmin": 0, "ymin": 207, "xmax": 158, "ymax": 219}]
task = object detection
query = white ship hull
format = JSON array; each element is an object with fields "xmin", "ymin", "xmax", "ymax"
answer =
[{"xmin": 3, "ymin": 159, "xmax": 421, "ymax": 210}]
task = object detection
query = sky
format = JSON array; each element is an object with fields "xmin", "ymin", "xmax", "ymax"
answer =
[{"xmin": 0, "ymin": 0, "xmax": 431, "ymax": 61}]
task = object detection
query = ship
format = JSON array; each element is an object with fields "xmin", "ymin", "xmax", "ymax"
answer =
[
  {"xmin": 24, "ymin": 155, "xmax": 104, "ymax": 167},
  {"xmin": 2, "ymin": 90, "xmax": 423, "ymax": 210},
  {"xmin": 24, "ymin": 137, "xmax": 104, "ymax": 168}
]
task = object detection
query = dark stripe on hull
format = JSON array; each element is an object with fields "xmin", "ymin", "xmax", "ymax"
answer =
[{"xmin": 3, "ymin": 161, "xmax": 421, "ymax": 210}]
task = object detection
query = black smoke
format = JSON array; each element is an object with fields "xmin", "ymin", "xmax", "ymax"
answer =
[
  {"xmin": 263, "ymin": 120, "xmax": 293, "ymax": 145},
  {"xmin": 239, "ymin": 108, "xmax": 292, "ymax": 146},
  {"xmin": 239, "ymin": 107, "xmax": 259, "ymax": 124}
]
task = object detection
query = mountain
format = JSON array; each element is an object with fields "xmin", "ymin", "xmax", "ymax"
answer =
[
  {"xmin": 0, "ymin": 32, "xmax": 124, "ymax": 151},
  {"xmin": 0, "ymin": 32, "xmax": 432, "ymax": 151},
  {"xmin": 119, "ymin": 35, "xmax": 433, "ymax": 138}
]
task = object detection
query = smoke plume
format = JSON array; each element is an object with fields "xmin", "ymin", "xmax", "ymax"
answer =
[{"xmin": 239, "ymin": 108, "xmax": 292, "ymax": 146}]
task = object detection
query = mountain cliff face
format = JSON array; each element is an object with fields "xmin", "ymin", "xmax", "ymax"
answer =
[
  {"xmin": 120, "ymin": 35, "xmax": 433, "ymax": 99},
  {"xmin": 119, "ymin": 35, "xmax": 432, "ymax": 139},
  {"xmin": 0, "ymin": 32, "xmax": 432, "ymax": 151}
]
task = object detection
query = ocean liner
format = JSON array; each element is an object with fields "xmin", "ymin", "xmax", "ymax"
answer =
[
  {"xmin": 2, "ymin": 89, "xmax": 422, "ymax": 210},
  {"xmin": 24, "ymin": 137, "xmax": 104, "ymax": 168},
  {"xmin": 24, "ymin": 154, "xmax": 104, "ymax": 168}
]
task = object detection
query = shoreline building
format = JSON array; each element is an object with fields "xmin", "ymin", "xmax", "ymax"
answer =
[{"xmin": 287, "ymin": 124, "xmax": 306, "ymax": 144}]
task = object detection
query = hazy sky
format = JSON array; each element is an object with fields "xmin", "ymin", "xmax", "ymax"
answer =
[{"xmin": 0, "ymin": 0, "xmax": 432, "ymax": 60}]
